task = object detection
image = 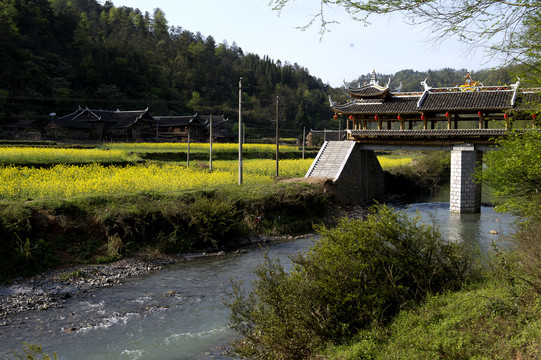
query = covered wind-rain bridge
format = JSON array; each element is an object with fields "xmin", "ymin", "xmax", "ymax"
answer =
[{"xmin": 306, "ymin": 70, "xmax": 541, "ymax": 213}]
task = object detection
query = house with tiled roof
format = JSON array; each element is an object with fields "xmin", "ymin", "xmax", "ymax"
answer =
[
  {"xmin": 45, "ymin": 107, "xmax": 158, "ymax": 141},
  {"xmin": 330, "ymin": 69, "xmax": 541, "ymax": 135},
  {"xmin": 156, "ymin": 114, "xmax": 232, "ymax": 142}
]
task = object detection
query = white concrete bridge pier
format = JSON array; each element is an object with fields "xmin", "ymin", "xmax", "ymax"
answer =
[{"xmin": 450, "ymin": 144, "xmax": 483, "ymax": 213}]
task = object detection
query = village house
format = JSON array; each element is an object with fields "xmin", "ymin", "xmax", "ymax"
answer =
[
  {"xmin": 156, "ymin": 114, "xmax": 233, "ymax": 142},
  {"xmin": 39, "ymin": 107, "xmax": 158, "ymax": 141},
  {"xmin": 0, "ymin": 107, "xmax": 234, "ymax": 142}
]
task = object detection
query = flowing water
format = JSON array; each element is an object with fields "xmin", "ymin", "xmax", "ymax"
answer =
[
  {"xmin": 0, "ymin": 239, "xmax": 313, "ymax": 359},
  {"xmin": 0, "ymin": 196, "xmax": 518, "ymax": 359}
]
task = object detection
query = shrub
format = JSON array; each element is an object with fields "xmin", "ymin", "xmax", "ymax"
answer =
[
  {"xmin": 186, "ymin": 195, "xmax": 243, "ymax": 249},
  {"xmin": 476, "ymin": 130, "xmax": 541, "ymax": 217},
  {"xmin": 226, "ymin": 204, "xmax": 477, "ymax": 359}
]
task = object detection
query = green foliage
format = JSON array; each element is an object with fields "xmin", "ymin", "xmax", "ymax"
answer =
[
  {"xmin": 7, "ymin": 343, "xmax": 57, "ymax": 360},
  {"xmin": 386, "ymin": 151, "xmax": 450, "ymax": 197},
  {"xmin": 59, "ymin": 269, "xmax": 87, "ymax": 282},
  {"xmin": 477, "ymin": 130, "xmax": 541, "ymax": 217},
  {"xmin": 186, "ymin": 195, "xmax": 243, "ymax": 248},
  {"xmin": 0, "ymin": 181, "xmax": 327, "ymax": 281},
  {"xmin": 105, "ymin": 234, "xmax": 124, "ymax": 260},
  {"xmin": 226, "ymin": 204, "xmax": 476, "ymax": 359},
  {"xmin": 0, "ymin": 204, "xmax": 58, "ymax": 283},
  {"xmin": 1, "ymin": 0, "xmax": 337, "ymax": 138},
  {"xmin": 326, "ymin": 279, "xmax": 541, "ymax": 360}
]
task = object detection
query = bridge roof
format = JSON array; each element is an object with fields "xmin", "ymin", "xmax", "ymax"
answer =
[
  {"xmin": 420, "ymin": 89, "xmax": 514, "ymax": 111},
  {"xmin": 346, "ymin": 85, "xmax": 390, "ymax": 99},
  {"xmin": 332, "ymin": 72, "xmax": 541, "ymax": 117},
  {"xmin": 514, "ymin": 91, "xmax": 541, "ymax": 112},
  {"xmin": 330, "ymin": 87, "xmax": 522, "ymax": 116}
]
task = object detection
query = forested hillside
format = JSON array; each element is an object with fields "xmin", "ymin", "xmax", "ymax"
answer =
[
  {"xmin": 0, "ymin": 0, "xmax": 515, "ymax": 138},
  {"xmin": 1, "ymin": 0, "xmax": 350, "ymax": 138}
]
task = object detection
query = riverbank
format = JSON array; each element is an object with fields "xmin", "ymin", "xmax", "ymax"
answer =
[
  {"xmin": 0, "ymin": 232, "xmax": 315, "ymax": 322},
  {"xmin": 0, "ymin": 181, "xmax": 331, "ymax": 284},
  {"xmin": 0, "ymin": 196, "xmax": 369, "ymax": 322}
]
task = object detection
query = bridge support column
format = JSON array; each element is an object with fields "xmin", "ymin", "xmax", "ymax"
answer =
[{"xmin": 450, "ymin": 144, "xmax": 482, "ymax": 213}]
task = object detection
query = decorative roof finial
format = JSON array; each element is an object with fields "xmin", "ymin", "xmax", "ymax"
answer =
[
  {"xmin": 370, "ymin": 68, "xmax": 377, "ymax": 86},
  {"xmin": 420, "ymin": 78, "xmax": 431, "ymax": 91}
]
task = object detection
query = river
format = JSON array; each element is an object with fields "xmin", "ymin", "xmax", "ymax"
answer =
[{"xmin": 0, "ymin": 198, "xmax": 517, "ymax": 359}]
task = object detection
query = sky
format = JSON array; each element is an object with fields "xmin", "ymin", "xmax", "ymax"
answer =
[{"xmin": 111, "ymin": 0, "xmax": 500, "ymax": 88}]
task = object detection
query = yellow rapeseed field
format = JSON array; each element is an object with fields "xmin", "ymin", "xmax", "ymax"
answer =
[
  {"xmin": 0, "ymin": 146, "xmax": 137, "ymax": 164},
  {"xmin": 0, "ymin": 163, "xmax": 272, "ymax": 200},
  {"xmin": 0, "ymin": 145, "xmax": 412, "ymax": 200},
  {"xmin": 210, "ymin": 159, "xmax": 314, "ymax": 178}
]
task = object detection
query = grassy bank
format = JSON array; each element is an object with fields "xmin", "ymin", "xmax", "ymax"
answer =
[
  {"xmin": 322, "ymin": 276, "xmax": 541, "ymax": 359},
  {"xmin": 0, "ymin": 181, "xmax": 328, "ymax": 283},
  {"xmin": 322, "ymin": 227, "xmax": 541, "ymax": 360}
]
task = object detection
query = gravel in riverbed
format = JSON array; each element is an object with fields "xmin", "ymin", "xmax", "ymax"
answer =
[
  {"xmin": 0, "ymin": 232, "xmax": 319, "ymax": 322},
  {"xmin": 0, "ymin": 256, "xmax": 182, "ymax": 322}
]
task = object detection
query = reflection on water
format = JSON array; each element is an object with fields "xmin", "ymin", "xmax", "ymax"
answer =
[{"xmin": 401, "ymin": 201, "xmax": 517, "ymax": 253}]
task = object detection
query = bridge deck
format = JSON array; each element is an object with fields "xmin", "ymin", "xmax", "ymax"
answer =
[
  {"xmin": 349, "ymin": 129, "xmax": 507, "ymax": 148},
  {"xmin": 350, "ymin": 129, "xmax": 506, "ymax": 137}
]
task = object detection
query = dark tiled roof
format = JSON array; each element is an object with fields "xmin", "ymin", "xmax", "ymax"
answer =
[
  {"xmin": 331, "ymin": 86, "xmax": 541, "ymax": 115},
  {"xmin": 514, "ymin": 91, "xmax": 541, "ymax": 112},
  {"xmin": 56, "ymin": 108, "xmax": 156, "ymax": 129},
  {"xmin": 331, "ymin": 96, "xmax": 420, "ymax": 115},
  {"xmin": 57, "ymin": 108, "xmax": 85, "ymax": 121},
  {"xmin": 74, "ymin": 110, "xmax": 115, "ymax": 123},
  {"xmin": 420, "ymin": 90, "xmax": 514, "ymax": 111},
  {"xmin": 198, "ymin": 114, "xmax": 227, "ymax": 125},
  {"xmin": 157, "ymin": 114, "xmax": 227, "ymax": 127},
  {"xmin": 157, "ymin": 116, "xmax": 195, "ymax": 127},
  {"xmin": 347, "ymin": 85, "xmax": 389, "ymax": 99},
  {"xmin": 157, "ymin": 115, "xmax": 208, "ymax": 127},
  {"xmin": 94, "ymin": 109, "xmax": 156, "ymax": 128}
]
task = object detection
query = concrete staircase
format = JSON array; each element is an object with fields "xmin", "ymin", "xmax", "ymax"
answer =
[{"xmin": 305, "ymin": 141, "xmax": 356, "ymax": 180}]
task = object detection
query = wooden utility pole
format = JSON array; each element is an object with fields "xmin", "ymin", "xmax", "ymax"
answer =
[
  {"xmin": 302, "ymin": 126, "xmax": 305, "ymax": 160},
  {"xmin": 187, "ymin": 126, "xmax": 190, "ymax": 167},
  {"xmin": 238, "ymin": 78, "xmax": 243, "ymax": 185},
  {"xmin": 275, "ymin": 96, "xmax": 279, "ymax": 177},
  {"xmin": 209, "ymin": 114, "xmax": 213, "ymax": 171}
]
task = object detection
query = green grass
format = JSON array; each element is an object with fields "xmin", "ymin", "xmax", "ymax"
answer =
[{"xmin": 323, "ymin": 278, "xmax": 541, "ymax": 359}]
